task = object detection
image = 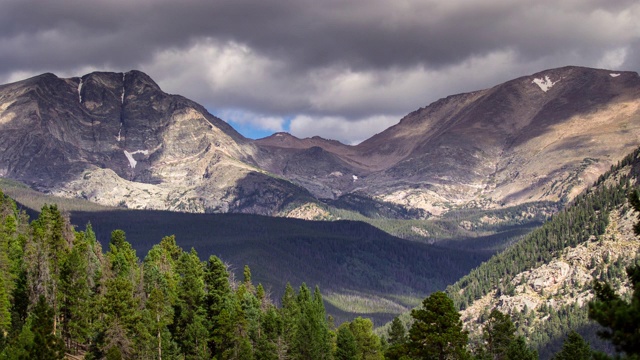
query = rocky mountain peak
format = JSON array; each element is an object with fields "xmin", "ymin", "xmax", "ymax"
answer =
[{"xmin": 2, "ymin": 66, "xmax": 640, "ymax": 216}]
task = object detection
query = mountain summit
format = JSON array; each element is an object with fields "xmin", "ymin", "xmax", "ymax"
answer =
[
  {"xmin": 1, "ymin": 66, "xmax": 639, "ymax": 216},
  {"xmin": 256, "ymin": 66, "xmax": 640, "ymax": 214},
  {"xmin": 0, "ymin": 71, "xmax": 310, "ymax": 214}
]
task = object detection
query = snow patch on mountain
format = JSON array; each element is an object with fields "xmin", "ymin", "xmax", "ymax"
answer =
[
  {"xmin": 78, "ymin": 78, "xmax": 83, "ymax": 103},
  {"xmin": 121, "ymin": 73, "xmax": 126, "ymax": 104},
  {"xmin": 124, "ymin": 149, "xmax": 149, "ymax": 168},
  {"xmin": 610, "ymin": 73, "xmax": 621, "ymax": 78},
  {"xmin": 532, "ymin": 76, "xmax": 558, "ymax": 92}
]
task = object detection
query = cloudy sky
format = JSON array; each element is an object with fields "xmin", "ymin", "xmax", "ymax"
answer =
[{"xmin": 1, "ymin": 0, "xmax": 639, "ymax": 144}]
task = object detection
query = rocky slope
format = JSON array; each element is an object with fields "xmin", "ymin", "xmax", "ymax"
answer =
[
  {"xmin": 435, "ymin": 147, "xmax": 640, "ymax": 357},
  {"xmin": 1, "ymin": 66, "xmax": 639, "ymax": 217},
  {"xmin": 256, "ymin": 67, "xmax": 640, "ymax": 215},
  {"xmin": 461, "ymin": 207, "xmax": 639, "ymax": 333},
  {"xmin": 0, "ymin": 71, "xmax": 313, "ymax": 214}
]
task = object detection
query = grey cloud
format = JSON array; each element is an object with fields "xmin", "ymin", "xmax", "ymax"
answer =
[
  {"xmin": 3, "ymin": 0, "xmax": 638, "ymax": 74},
  {"xmin": 0, "ymin": 0, "xmax": 639, "ymax": 142}
]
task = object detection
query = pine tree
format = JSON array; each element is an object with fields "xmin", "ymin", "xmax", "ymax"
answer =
[
  {"xmin": 59, "ymin": 232, "xmax": 91, "ymax": 350},
  {"xmin": 107, "ymin": 230, "xmax": 139, "ymax": 281},
  {"xmin": 174, "ymin": 249, "xmax": 208, "ymax": 358},
  {"xmin": 349, "ymin": 317, "xmax": 383, "ymax": 360},
  {"xmin": 0, "ymin": 317, "xmax": 34, "ymax": 359},
  {"xmin": 29, "ymin": 296, "xmax": 65, "ymax": 360},
  {"xmin": 145, "ymin": 286, "xmax": 174, "ymax": 360},
  {"xmin": 552, "ymin": 331, "xmax": 592, "ymax": 360},
  {"xmin": 255, "ymin": 307, "xmax": 284, "ymax": 360},
  {"xmin": 589, "ymin": 263, "xmax": 640, "ymax": 357},
  {"xmin": 587, "ymin": 191, "xmax": 640, "ymax": 358},
  {"xmin": 97, "ymin": 230, "xmax": 143, "ymax": 358},
  {"xmin": 0, "ymin": 276, "xmax": 11, "ymax": 339},
  {"xmin": 481, "ymin": 309, "xmax": 516, "ymax": 360},
  {"xmin": 335, "ymin": 325, "xmax": 357, "ymax": 360},
  {"xmin": 291, "ymin": 284, "xmax": 332, "ymax": 360},
  {"xmin": 505, "ymin": 336, "xmax": 538, "ymax": 360},
  {"xmin": 408, "ymin": 291, "xmax": 470, "ymax": 360},
  {"xmin": 280, "ymin": 282, "xmax": 299, "ymax": 352},
  {"xmin": 385, "ymin": 317, "xmax": 407, "ymax": 360},
  {"xmin": 204, "ymin": 255, "xmax": 232, "ymax": 356}
]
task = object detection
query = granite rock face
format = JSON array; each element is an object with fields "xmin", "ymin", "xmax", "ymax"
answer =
[{"xmin": 0, "ymin": 71, "xmax": 311, "ymax": 214}]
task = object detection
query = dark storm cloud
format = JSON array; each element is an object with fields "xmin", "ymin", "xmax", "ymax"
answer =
[
  {"xmin": 2, "ymin": 0, "xmax": 637, "ymax": 74},
  {"xmin": 1, "ymin": 0, "xmax": 639, "ymax": 142}
]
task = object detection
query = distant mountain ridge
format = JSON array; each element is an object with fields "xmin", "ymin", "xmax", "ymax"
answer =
[
  {"xmin": 256, "ymin": 66, "xmax": 640, "ymax": 214},
  {"xmin": 1, "ymin": 66, "xmax": 639, "ymax": 218}
]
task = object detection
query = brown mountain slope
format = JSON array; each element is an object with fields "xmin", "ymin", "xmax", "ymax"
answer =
[{"xmin": 254, "ymin": 66, "xmax": 640, "ymax": 214}]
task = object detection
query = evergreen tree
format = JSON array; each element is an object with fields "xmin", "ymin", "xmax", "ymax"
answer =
[
  {"xmin": 143, "ymin": 236, "xmax": 182, "ymax": 360},
  {"xmin": 182, "ymin": 311, "xmax": 210, "ymax": 360},
  {"xmin": 25, "ymin": 205, "xmax": 74, "ymax": 335},
  {"xmin": 335, "ymin": 325, "xmax": 357, "ymax": 360},
  {"xmin": 204, "ymin": 255, "xmax": 232, "ymax": 356},
  {"xmin": 349, "ymin": 317, "xmax": 383, "ymax": 360},
  {"xmin": 60, "ymin": 233, "xmax": 91, "ymax": 343},
  {"xmin": 505, "ymin": 336, "xmax": 538, "ymax": 360},
  {"xmin": 145, "ymin": 286, "xmax": 175, "ymax": 360},
  {"xmin": 481, "ymin": 309, "xmax": 516, "ymax": 360},
  {"xmin": 589, "ymin": 263, "xmax": 640, "ymax": 357},
  {"xmin": 385, "ymin": 317, "xmax": 407, "ymax": 360},
  {"xmin": 255, "ymin": 307, "xmax": 284, "ymax": 360},
  {"xmin": 552, "ymin": 331, "xmax": 592, "ymax": 360},
  {"xmin": 212, "ymin": 297, "xmax": 246, "ymax": 360},
  {"xmin": 107, "ymin": 230, "xmax": 138, "ymax": 281},
  {"xmin": 588, "ymin": 191, "xmax": 640, "ymax": 358},
  {"xmin": 291, "ymin": 284, "xmax": 332, "ymax": 360},
  {"xmin": 28, "ymin": 296, "xmax": 65, "ymax": 360},
  {"xmin": 280, "ymin": 282, "xmax": 299, "ymax": 352},
  {"xmin": 0, "ymin": 317, "xmax": 34, "ymax": 359},
  {"xmin": 408, "ymin": 291, "xmax": 469, "ymax": 360},
  {"xmin": 243, "ymin": 265, "xmax": 255, "ymax": 294},
  {"xmin": 174, "ymin": 249, "xmax": 208, "ymax": 358},
  {"xmin": 0, "ymin": 276, "xmax": 11, "ymax": 339}
]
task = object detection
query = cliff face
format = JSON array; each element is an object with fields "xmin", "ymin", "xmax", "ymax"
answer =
[
  {"xmin": 1, "ymin": 67, "xmax": 640, "ymax": 216},
  {"xmin": 0, "ymin": 71, "xmax": 311, "ymax": 214}
]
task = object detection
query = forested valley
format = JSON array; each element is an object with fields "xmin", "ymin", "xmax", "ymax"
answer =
[
  {"xmin": 2, "ymin": 151, "xmax": 640, "ymax": 359},
  {"xmin": 0, "ymin": 187, "xmax": 639, "ymax": 359}
]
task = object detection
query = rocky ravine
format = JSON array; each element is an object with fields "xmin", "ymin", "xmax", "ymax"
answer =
[{"xmin": 1, "ymin": 66, "xmax": 640, "ymax": 217}]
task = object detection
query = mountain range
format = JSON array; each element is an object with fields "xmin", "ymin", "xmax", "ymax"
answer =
[{"xmin": 1, "ymin": 66, "xmax": 639, "ymax": 220}]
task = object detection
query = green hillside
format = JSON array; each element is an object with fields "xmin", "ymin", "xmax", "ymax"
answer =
[{"xmin": 443, "ymin": 147, "xmax": 640, "ymax": 358}]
